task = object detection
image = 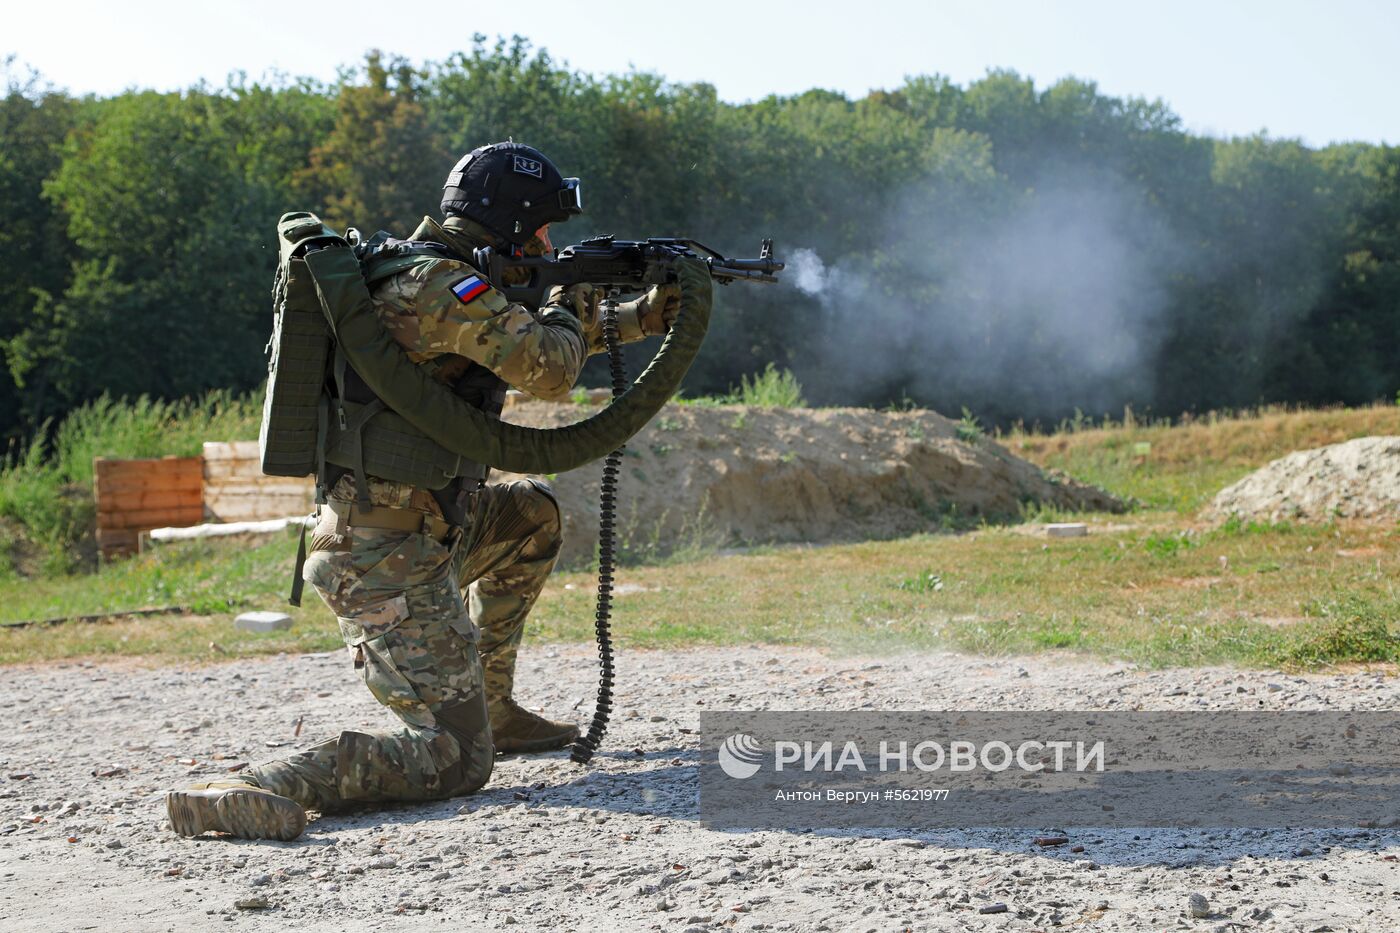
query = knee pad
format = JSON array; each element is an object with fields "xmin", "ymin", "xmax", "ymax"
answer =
[
  {"xmin": 334, "ymin": 729, "xmax": 471, "ymax": 802},
  {"xmin": 522, "ymin": 478, "xmax": 562, "ymax": 534}
]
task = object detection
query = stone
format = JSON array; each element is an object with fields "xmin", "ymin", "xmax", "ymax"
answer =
[
  {"xmin": 1188, "ymin": 892, "xmax": 1209, "ymax": 918},
  {"xmin": 235, "ymin": 612, "xmax": 293, "ymax": 633},
  {"xmin": 1045, "ymin": 523, "xmax": 1088, "ymax": 538}
]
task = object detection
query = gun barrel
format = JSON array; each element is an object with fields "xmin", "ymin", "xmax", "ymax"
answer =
[
  {"xmin": 711, "ymin": 266, "xmax": 781, "ymax": 284},
  {"xmin": 721, "ymin": 257, "xmax": 785, "ymax": 273},
  {"xmin": 710, "ymin": 255, "xmax": 785, "ymax": 284}
]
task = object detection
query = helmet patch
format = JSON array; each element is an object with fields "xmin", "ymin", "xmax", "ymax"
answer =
[{"xmin": 513, "ymin": 155, "xmax": 544, "ymax": 178}]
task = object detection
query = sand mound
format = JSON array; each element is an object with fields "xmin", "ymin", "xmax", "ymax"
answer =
[
  {"xmin": 1207, "ymin": 435, "xmax": 1400, "ymax": 524},
  {"xmin": 497, "ymin": 403, "xmax": 1122, "ymax": 565}
]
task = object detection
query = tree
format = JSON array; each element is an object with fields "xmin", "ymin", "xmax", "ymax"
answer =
[
  {"xmin": 298, "ymin": 52, "xmax": 440, "ymax": 233},
  {"xmin": 0, "ymin": 62, "xmax": 79, "ymax": 438}
]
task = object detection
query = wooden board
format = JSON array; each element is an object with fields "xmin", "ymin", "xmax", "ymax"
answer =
[
  {"xmin": 93, "ymin": 456, "xmax": 205, "ymax": 560},
  {"xmin": 202, "ymin": 441, "xmax": 314, "ymax": 523},
  {"xmin": 95, "ymin": 487, "xmax": 203, "ymax": 515},
  {"xmin": 202, "ymin": 441, "xmax": 262, "ymax": 461}
]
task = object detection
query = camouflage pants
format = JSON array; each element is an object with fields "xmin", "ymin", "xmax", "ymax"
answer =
[
  {"xmin": 248, "ymin": 477, "xmax": 561, "ymax": 811},
  {"xmin": 457, "ymin": 479, "xmax": 564, "ymax": 721}
]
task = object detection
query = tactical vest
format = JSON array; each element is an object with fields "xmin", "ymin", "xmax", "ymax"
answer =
[{"xmin": 260, "ymin": 212, "xmax": 504, "ymax": 506}]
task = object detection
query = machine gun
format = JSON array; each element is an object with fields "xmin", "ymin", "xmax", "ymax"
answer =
[{"xmin": 472, "ymin": 235, "xmax": 784, "ymax": 307}]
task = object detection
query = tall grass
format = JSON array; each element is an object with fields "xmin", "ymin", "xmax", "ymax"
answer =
[
  {"xmin": 1005, "ymin": 402, "xmax": 1400, "ymax": 512},
  {"xmin": 674, "ymin": 364, "xmax": 808, "ymax": 408},
  {"xmin": 0, "ymin": 391, "xmax": 261, "ymax": 573},
  {"xmin": 51, "ymin": 391, "xmax": 262, "ymax": 484},
  {"xmin": 735, "ymin": 364, "xmax": 806, "ymax": 407}
]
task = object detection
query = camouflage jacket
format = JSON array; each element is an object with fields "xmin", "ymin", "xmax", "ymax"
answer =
[{"xmin": 371, "ymin": 216, "xmax": 639, "ymax": 401}]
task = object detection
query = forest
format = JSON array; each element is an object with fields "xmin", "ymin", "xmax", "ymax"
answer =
[{"xmin": 2, "ymin": 36, "xmax": 1398, "ymax": 440}]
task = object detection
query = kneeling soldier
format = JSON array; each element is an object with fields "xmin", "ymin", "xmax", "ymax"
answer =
[{"xmin": 167, "ymin": 142, "xmax": 680, "ymax": 840}]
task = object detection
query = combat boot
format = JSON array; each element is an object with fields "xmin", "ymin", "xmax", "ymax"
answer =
[
  {"xmin": 166, "ymin": 780, "xmax": 306, "ymax": 841},
  {"xmin": 491, "ymin": 699, "xmax": 580, "ymax": 753}
]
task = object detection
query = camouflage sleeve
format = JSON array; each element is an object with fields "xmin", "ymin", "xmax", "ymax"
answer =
[{"xmin": 376, "ymin": 258, "xmax": 588, "ymax": 401}]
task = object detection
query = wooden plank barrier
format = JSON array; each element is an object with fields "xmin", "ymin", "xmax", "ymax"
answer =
[
  {"xmin": 202, "ymin": 441, "xmax": 315, "ymax": 523},
  {"xmin": 93, "ymin": 456, "xmax": 204, "ymax": 560}
]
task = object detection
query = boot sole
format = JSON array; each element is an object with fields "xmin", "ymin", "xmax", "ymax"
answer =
[
  {"xmin": 166, "ymin": 787, "xmax": 306, "ymax": 841},
  {"xmin": 495, "ymin": 728, "xmax": 581, "ymax": 754}
]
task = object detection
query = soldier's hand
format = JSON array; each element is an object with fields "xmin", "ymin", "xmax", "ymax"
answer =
[
  {"xmin": 548, "ymin": 282, "xmax": 603, "ymax": 324},
  {"xmin": 634, "ymin": 283, "xmax": 683, "ymax": 336}
]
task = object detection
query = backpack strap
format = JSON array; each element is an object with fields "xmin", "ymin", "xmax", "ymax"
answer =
[
  {"xmin": 322, "ymin": 241, "xmax": 451, "ymax": 510},
  {"xmin": 331, "ymin": 346, "xmax": 390, "ymax": 512}
]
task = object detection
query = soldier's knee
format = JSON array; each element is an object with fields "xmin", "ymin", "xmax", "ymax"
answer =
[
  {"xmin": 435, "ymin": 697, "xmax": 494, "ymax": 794},
  {"xmin": 505, "ymin": 480, "xmax": 562, "ymax": 563},
  {"xmin": 519, "ymin": 478, "xmax": 562, "ymax": 537}
]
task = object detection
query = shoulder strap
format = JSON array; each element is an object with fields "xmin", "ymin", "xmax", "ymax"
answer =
[{"xmin": 359, "ymin": 237, "xmax": 457, "ymax": 286}]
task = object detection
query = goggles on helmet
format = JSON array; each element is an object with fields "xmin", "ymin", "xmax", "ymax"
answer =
[{"xmin": 558, "ymin": 178, "xmax": 583, "ymax": 215}]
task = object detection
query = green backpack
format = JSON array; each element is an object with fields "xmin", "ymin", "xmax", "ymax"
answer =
[
  {"xmin": 259, "ymin": 213, "xmax": 336, "ymax": 483},
  {"xmin": 260, "ymin": 212, "xmax": 490, "ymax": 503}
]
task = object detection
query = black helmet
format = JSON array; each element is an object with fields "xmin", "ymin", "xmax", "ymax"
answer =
[{"xmin": 440, "ymin": 142, "xmax": 583, "ymax": 248}]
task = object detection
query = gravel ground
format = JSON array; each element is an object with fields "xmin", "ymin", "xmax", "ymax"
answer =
[{"xmin": 1, "ymin": 645, "xmax": 1397, "ymax": 932}]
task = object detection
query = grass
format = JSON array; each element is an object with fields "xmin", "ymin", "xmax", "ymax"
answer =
[
  {"xmin": 3, "ymin": 513, "xmax": 1396, "ymax": 669},
  {"xmin": 734, "ymin": 364, "xmax": 806, "ymax": 408},
  {"xmin": 956, "ymin": 407, "xmax": 983, "ymax": 444},
  {"xmin": 676, "ymin": 364, "xmax": 807, "ymax": 408},
  {"xmin": 0, "ymin": 391, "xmax": 261, "ymax": 572},
  {"xmin": 2, "ymin": 398, "xmax": 1397, "ymax": 671},
  {"xmin": 1005, "ymin": 402, "xmax": 1400, "ymax": 512},
  {"xmin": 0, "ymin": 532, "xmax": 342, "ymax": 664}
]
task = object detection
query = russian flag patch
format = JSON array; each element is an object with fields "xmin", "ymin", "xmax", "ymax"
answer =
[{"xmin": 450, "ymin": 275, "xmax": 491, "ymax": 304}]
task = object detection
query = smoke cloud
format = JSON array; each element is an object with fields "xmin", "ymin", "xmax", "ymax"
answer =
[{"xmin": 782, "ymin": 172, "xmax": 1199, "ymax": 423}]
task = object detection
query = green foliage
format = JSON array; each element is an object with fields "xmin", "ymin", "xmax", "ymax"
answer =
[
  {"xmin": 0, "ymin": 435, "xmax": 92, "ymax": 574},
  {"xmin": 733, "ymin": 364, "xmax": 806, "ymax": 408},
  {"xmin": 1274, "ymin": 595, "xmax": 1400, "ymax": 666},
  {"xmin": 11, "ymin": 79, "xmax": 330, "ymax": 431},
  {"xmin": 297, "ymin": 52, "xmax": 440, "ymax": 232},
  {"xmin": 895, "ymin": 570, "xmax": 944, "ymax": 593},
  {"xmin": 1143, "ymin": 531, "xmax": 1196, "ymax": 558},
  {"xmin": 955, "ymin": 407, "xmax": 983, "ymax": 443},
  {"xmin": 0, "ymin": 391, "xmax": 260, "ymax": 572},
  {"xmin": 2, "ymin": 43, "xmax": 1400, "ymax": 447},
  {"xmin": 0, "ymin": 531, "xmax": 332, "ymax": 638},
  {"xmin": 52, "ymin": 391, "xmax": 261, "ymax": 485},
  {"xmin": 1216, "ymin": 514, "xmax": 1296, "ymax": 537}
]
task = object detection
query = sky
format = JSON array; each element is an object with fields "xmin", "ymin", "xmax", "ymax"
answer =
[{"xmin": 6, "ymin": 0, "xmax": 1397, "ymax": 147}]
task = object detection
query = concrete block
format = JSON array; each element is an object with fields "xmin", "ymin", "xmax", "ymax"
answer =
[
  {"xmin": 1045, "ymin": 523, "xmax": 1088, "ymax": 538},
  {"xmin": 235, "ymin": 611, "xmax": 293, "ymax": 633}
]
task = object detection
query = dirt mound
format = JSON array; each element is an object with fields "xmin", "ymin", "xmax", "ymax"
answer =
[
  {"xmin": 1207, "ymin": 435, "xmax": 1400, "ymax": 524},
  {"xmin": 498, "ymin": 403, "xmax": 1122, "ymax": 566}
]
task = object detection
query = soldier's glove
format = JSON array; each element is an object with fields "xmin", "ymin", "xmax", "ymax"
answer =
[
  {"xmin": 619, "ymin": 283, "xmax": 682, "ymax": 337},
  {"xmin": 547, "ymin": 282, "xmax": 647, "ymax": 347},
  {"xmin": 548, "ymin": 282, "xmax": 602, "ymax": 322}
]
